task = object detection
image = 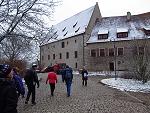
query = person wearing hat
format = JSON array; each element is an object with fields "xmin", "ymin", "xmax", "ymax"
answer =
[
  {"xmin": 24, "ymin": 64, "xmax": 39, "ymax": 105},
  {"xmin": 0, "ymin": 64, "xmax": 18, "ymax": 113}
]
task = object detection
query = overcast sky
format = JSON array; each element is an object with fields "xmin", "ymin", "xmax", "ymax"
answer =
[{"xmin": 49, "ymin": 0, "xmax": 150, "ymax": 25}]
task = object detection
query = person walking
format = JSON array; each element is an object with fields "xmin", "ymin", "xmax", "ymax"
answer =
[
  {"xmin": 46, "ymin": 68, "xmax": 57, "ymax": 96},
  {"xmin": 0, "ymin": 64, "xmax": 18, "ymax": 113},
  {"xmin": 13, "ymin": 67, "xmax": 25, "ymax": 98},
  {"xmin": 24, "ymin": 64, "xmax": 39, "ymax": 105},
  {"xmin": 64, "ymin": 65, "xmax": 73, "ymax": 97},
  {"xmin": 81, "ymin": 66, "xmax": 88, "ymax": 86},
  {"xmin": 60, "ymin": 65, "xmax": 66, "ymax": 82}
]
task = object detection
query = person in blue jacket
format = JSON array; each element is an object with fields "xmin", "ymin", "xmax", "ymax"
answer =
[
  {"xmin": 63, "ymin": 65, "xmax": 73, "ymax": 97},
  {"xmin": 13, "ymin": 67, "xmax": 25, "ymax": 98}
]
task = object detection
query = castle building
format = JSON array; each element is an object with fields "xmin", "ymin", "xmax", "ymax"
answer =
[{"xmin": 40, "ymin": 3, "xmax": 150, "ymax": 71}]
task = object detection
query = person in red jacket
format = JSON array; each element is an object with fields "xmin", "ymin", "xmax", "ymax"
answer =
[{"xmin": 46, "ymin": 68, "xmax": 57, "ymax": 96}]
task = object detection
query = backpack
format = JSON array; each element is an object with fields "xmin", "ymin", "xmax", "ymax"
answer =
[
  {"xmin": 64, "ymin": 68, "xmax": 72, "ymax": 80},
  {"xmin": 24, "ymin": 69, "xmax": 33, "ymax": 84}
]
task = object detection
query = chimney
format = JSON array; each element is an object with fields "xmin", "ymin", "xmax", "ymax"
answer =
[{"xmin": 127, "ymin": 12, "xmax": 131, "ymax": 21}]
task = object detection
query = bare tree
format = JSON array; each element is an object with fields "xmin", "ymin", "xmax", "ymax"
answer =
[
  {"xmin": 0, "ymin": 0, "xmax": 59, "ymax": 43},
  {"xmin": 127, "ymin": 38, "xmax": 150, "ymax": 84},
  {"xmin": 0, "ymin": 35, "xmax": 33, "ymax": 62}
]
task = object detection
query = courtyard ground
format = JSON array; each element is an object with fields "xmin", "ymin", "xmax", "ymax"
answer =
[{"xmin": 17, "ymin": 73, "xmax": 150, "ymax": 113}]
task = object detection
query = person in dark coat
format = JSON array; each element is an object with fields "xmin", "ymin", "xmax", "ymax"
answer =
[
  {"xmin": 24, "ymin": 64, "xmax": 39, "ymax": 105},
  {"xmin": 60, "ymin": 65, "xmax": 66, "ymax": 82},
  {"xmin": 81, "ymin": 66, "xmax": 88, "ymax": 86},
  {"xmin": 0, "ymin": 64, "xmax": 18, "ymax": 113},
  {"xmin": 64, "ymin": 65, "xmax": 73, "ymax": 97}
]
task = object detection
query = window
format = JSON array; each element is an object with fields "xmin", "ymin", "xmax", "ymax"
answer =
[
  {"xmin": 74, "ymin": 51, "xmax": 78, "ymax": 58},
  {"xmin": 53, "ymin": 54, "xmax": 55, "ymax": 60},
  {"xmin": 99, "ymin": 49, "xmax": 105, "ymax": 57},
  {"xmin": 75, "ymin": 40, "xmax": 77, "ymax": 43},
  {"xmin": 118, "ymin": 48, "xmax": 124, "ymax": 56},
  {"xmin": 75, "ymin": 62, "xmax": 77, "ymax": 68},
  {"xmin": 73, "ymin": 22, "xmax": 77, "ymax": 28},
  {"xmin": 138, "ymin": 47, "xmax": 145, "ymax": 55},
  {"xmin": 75, "ymin": 27, "xmax": 80, "ymax": 33},
  {"xmin": 66, "ymin": 52, "xmax": 69, "ymax": 59},
  {"xmin": 109, "ymin": 48, "xmax": 114, "ymax": 56},
  {"xmin": 67, "ymin": 41, "xmax": 69, "ymax": 45},
  {"xmin": 64, "ymin": 31, "xmax": 68, "ymax": 36},
  {"xmin": 91, "ymin": 49, "xmax": 96, "ymax": 57},
  {"xmin": 145, "ymin": 30, "xmax": 150, "ymax": 36},
  {"xmin": 62, "ymin": 27, "xmax": 66, "ymax": 32},
  {"xmin": 48, "ymin": 55, "xmax": 50, "ymax": 60},
  {"xmin": 144, "ymin": 29, "xmax": 150, "ymax": 36},
  {"xmin": 62, "ymin": 42, "xmax": 65, "ymax": 48},
  {"xmin": 59, "ymin": 53, "xmax": 62, "ymax": 59},
  {"xmin": 98, "ymin": 34, "xmax": 108, "ymax": 39},
  {"xmin": 117, "ymin": 32, "xmax": 128, "ymax": 38}
]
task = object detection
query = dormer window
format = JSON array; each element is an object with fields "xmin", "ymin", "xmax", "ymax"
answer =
[
  {"xmin": 143, "ymin": 27, "xmax": 150, "ymax": 36},
  {"xmin": 53, "ymin": 31, "xmax": 58, "ymax": 39},
  {"xmin": 64, "ymin": 31, "xmax": 68, "ymax": 36},
  {"xmin": 117, "ymin": 28, "xmax": 128, "ymax": 38},
  {"xmin": 75, "ymin": 27, "xmax": 80, "ymax": 33},
  {"xmin": 98, "ymin": 34, "xmax": 108, "ymax": 39},
  {"xmin": 73, "ymin": 22, "xmax": 78, "ymax": 28},
  {"xmin": 62, "ymin": 27, "xmax": 66, "ymax": 32},
  {"xmin": 98, "ymin": 29, "xmax": 108, "ymax": 39}
]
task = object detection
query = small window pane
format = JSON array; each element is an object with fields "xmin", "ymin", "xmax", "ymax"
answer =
[
  {"xmin": 118, "ymin": 48, "xmax": 123, "ymax": 56},
  {"xmin": 109, "ymin": 48, "xmax": 114, "ymax": 56},
  {"xmin": 100, "ymin": 49, "xmax": 105, "ymax": 57},
  {"xmin": 91, "ymin": 49, "xmax": 96, "ymax": 57}
]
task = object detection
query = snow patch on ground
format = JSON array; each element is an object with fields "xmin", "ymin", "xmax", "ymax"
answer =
[{"xmin": 101, "ymin": 78, "xmax": 150, "ymax": 93}]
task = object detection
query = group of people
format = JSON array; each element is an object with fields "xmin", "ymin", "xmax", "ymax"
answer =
[
  {"xmin": 0, "ymin": 63, "xmax": 39, "ymax": 113},
  {"xmin": 46, "ymin": 65, "xmax": 73, "ymax": 97},
  {"xmin": 0, "ymin": 63, "xmax": 88, "ymax": 113},
  {"xmin": 46, "ymin": 65, "xmax": 89, "ymax": 97}
]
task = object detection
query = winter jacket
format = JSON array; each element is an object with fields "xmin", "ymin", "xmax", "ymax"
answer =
[
  {"xmin": 46, "ymin": 72, "xmax": 57, "ymax": 84},
  {"xmin": 81, "ymin": 69, "xmax": 88, "ymax": 80},
  {"xmin": 60, "ymin": 69, "xmax": 66, "ymax": 82},
  {"xmin": 24, "ymin": 68, "xmax": 39, "ymax": 87},
  {"xmin": 0, "ymin": 79, "xmax": 18, "ymax": 113}
]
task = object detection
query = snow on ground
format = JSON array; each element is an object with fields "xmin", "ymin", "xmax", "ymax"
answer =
[
  {"xmin": 101, "ymin": 78, "xmax": 150, "ymax": 93},
  {"xmin": 74, "ymin": 71, "xmax": 150, "ymax": 93}
]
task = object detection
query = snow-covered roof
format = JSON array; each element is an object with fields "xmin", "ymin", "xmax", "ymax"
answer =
[
  {"xmin": 98, "ymin": 29, "xmax": 108, "ymax": 34},
  {"xmin": 117, "ymin": 28, "xmax": 128, "ymax": 33},
  {"xmin": 43, "ymin": 5, "xmax": 95, "ymax": 45},
  {"xmin": 87, "ymin": 12, "xmax": 150, "ymax": 43}
]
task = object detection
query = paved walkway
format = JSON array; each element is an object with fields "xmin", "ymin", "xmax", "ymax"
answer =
[{"xmin": 18, "ymin": 74, "xmax": 150, "ymax": 113}]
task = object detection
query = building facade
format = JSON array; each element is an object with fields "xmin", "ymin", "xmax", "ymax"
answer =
[
  {"xmin": 40, "ymin": 3, "xmax": 150, "ymax": 72},
  {"xmin": 86, "ymin": 12, "xmax": 150, "ymax": 71}
]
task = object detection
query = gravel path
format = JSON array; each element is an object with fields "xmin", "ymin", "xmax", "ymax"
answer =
[{"xmin": 17, "ymin": 74, "xmax": 150, "ymax": 113}]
